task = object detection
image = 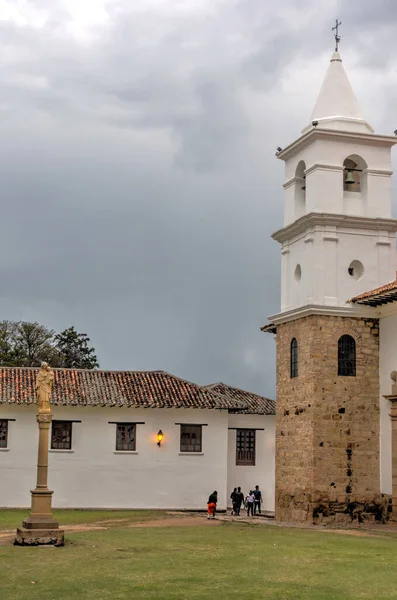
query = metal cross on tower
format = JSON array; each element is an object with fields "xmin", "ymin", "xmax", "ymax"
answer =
[{"xmin": 332, "ymin": 19, "xmax": 342, "ymax": 52}]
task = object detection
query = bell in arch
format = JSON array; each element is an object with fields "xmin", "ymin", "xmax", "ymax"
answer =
[{"xmin": 344, "ymin": 170, "xmax": 355, "ymax": 185}]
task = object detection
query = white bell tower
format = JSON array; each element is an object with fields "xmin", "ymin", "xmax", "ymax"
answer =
[{"xmin": 272, "ymin": 48, "xmax": 397, "ymax": 317}]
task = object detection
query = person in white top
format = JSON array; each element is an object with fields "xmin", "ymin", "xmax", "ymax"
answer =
[{"xmin": 246, "ymin": 491, "xmax": 255, "ymax": 517}]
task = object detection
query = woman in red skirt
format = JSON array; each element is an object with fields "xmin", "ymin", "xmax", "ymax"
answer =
[{"xmin": 207, "ymin": 491, "xmax": 218, "ymax": 519}]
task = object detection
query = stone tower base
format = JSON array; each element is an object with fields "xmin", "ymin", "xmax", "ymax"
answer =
[
  {"xmin": 276, "ymin": 491, "xmax": 391, "ymax": 525},
  {"xmin": 275, "ymin": 315, "xmax": 383, "ymax": 525}
]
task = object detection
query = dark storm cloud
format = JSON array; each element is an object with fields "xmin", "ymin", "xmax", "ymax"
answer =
[{"xmin": 0, "ymin": 0, "xmax": 396, "ymax": 396}]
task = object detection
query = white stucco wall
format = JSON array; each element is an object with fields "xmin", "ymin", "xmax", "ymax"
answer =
[
  {"xmin": 227, "ymin": 414, "xmax": 275, "ymax": 512},
  {"xmin": 280, "ymin": 225, "xmax": 396, "ymax": 312},
  {"xmin": 0, "ymin": 405, "xmax": 276, "ymax": 511},
  {"xmin": 379, "ymin": 313, "xmax": 397, "ymax": 495},
  {"xmin": 0, "ymin": 405, "xmax": 231, "ymax": 510}
]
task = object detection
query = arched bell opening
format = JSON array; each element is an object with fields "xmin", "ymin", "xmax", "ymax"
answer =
[
  {"xmin": 294, "ymin": 160, "xmax": 306, "ymax": 218},
  {"xmin": 343, "ymin": 155, "xmax": 368, "ymax": 216},
  {"xmin": 343, "ymin": 155, "xmax": 368, "ymax": 193}
]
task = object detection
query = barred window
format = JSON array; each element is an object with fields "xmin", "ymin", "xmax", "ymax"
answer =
[
  {"xmin": 116, "ymin": 423, "xmax": 136, "ymax": 451},
  {"xmin": 236, "ymin": 429, "xmax": 256, "ymax": 466},
  {"xmin": 290, "ymin": 338, "xmax": 298, "ymax": 378},
  {"xmin": 0, "ymin": 420, "xmax": 8, "ymax": 448},
  {"xmin": 338, "ymin": 335, "xmax": 356, "ymax": 377},
  {"xmin": 180, "ymin": 425, "xmax": 202, "ymax": 453},
  {"xmin": 51, "ymin": 421, "xmax": 72, "ymax": 450}
]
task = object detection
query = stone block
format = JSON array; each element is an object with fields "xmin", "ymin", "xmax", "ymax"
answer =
[{"xmin": 14, "ymin": 528, "xmax": 65, "ymax": 546}]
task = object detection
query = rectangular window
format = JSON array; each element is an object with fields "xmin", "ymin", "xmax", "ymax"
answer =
[
  {"xmin": 51, "ymin": 421, "xmax": 72, "ymax": 450},
  {"xmin": 180, "ymin": 425, "xmax": 202, "ymax": 453},
  {"xmin": 0, "ymin": 420, "xmax": 8, "ymax": 448},
  {"xmin": 116, "ymin": 423, "xmax": 136, "ymax": 451},
  {"xmin": 236, "ymin": 429, "xmax": 256, "ymax": 465}
]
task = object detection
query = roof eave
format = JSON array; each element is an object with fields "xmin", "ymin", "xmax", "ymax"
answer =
[{"xmin": 276, "ymin": 128, "xmax": 397, "ymax": 162}]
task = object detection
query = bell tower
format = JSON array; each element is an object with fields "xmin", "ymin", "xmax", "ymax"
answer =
[{"xmin": 268, "ymin": 32, "xmax": 397, "ymax": 523}]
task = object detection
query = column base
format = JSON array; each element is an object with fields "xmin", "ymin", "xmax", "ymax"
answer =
[
  {"xmin": 14, "ymin": 527, "xmax": 64, "ymax": 546},
  {"xmin": 22, "ymin": 515, "xmax": 61, "ymax": 530}
]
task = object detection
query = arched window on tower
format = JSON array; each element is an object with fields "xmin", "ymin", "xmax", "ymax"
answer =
[
  {"xmin": 290, "ymin": 338, "xmax": 298, "ymax": 378},
  {"xmin": 338, "ymin": 335, "xmax": 356, "ymax": 377},
  {"xmin": 294, "ymin": 161, "xmax": 306, "ymax": 219}
]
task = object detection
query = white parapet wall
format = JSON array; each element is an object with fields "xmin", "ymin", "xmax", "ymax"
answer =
[
  {"xmin": 379, "ymin": 314, "xmax": 397, "ymax": 495},
  {"xmin": 0, "ymin": 405, "xmax": 231, "ymax": 510},
  {"xmin": 227, "ymin": 413, "xmax": 275, "ymax": 512}
]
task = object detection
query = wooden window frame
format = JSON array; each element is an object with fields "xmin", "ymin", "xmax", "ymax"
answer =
[
  {"xmin": 290, "ymin": 338, "xmax": 298, "ymax": 378},
  {"xmin": 338, "ymin": 335, "xmax": 356, "ymax": 377},
  {"xmin": 116, "ymin": 423, "xmax": 136, "ymax": 451},
  {"xmin": 0, "ymin": 419, "xmax": 9, "ymax": 449},
  {"xmin": 51, "ymin": 420, "xmax": 73, "ymax": 450},
  {"xmin": 236, "ymin": 429, "xmax": 256, "ymax": 466},
  {"xmin": 180, "ymin": 424, "xmax": 202, "ymax": 453}
]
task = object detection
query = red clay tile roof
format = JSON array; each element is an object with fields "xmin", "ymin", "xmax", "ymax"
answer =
[
  {"xmin": 203, "ymin": 383, "xmax": 275, "ymax": 415},
  {"xmin": 260, "ymin": 322, "xmax": 277, "ymax": 334},
  {"xmin": 349, "ymin": 279, "xmax": 397, "ymax": 306},
  {"xmin": 0, "ymin": 368, "xmax": 245, "ymax": 410}
]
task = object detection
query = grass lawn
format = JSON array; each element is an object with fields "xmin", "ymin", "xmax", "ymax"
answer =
[{"xmin": 1, "ymin": 511, "xmax": 397, "ymax": 600}]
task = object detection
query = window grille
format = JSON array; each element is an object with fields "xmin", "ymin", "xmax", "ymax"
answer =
[
  {"xmin": 51, "ymin": 421, "xmax": 72, "ymax": 450},
  {"xmin": 180, "ymin": 425, "xmax": 202, "ymax": 453},
  {"xmin": 338, "ymin": 335, "xmax": 356, "ymax": 377},
  {"xmin": 0, "ymin": 420, "xmax": 8, "ymax": 448},
  {"xmin": 116, "ymin": 423, "xmax": 136, "ymax": 451},
  {"xmin": 290, "ymin": 338, "xmax": 298, "ymax": 378},
  {"xmin": 236, "ymin": 429, "xmax": 256, "ymax": 465}
]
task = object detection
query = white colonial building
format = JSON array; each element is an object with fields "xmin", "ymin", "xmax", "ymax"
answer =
[{"xmin": 0, "ymin": 368, "xmax": 275, "ymax": 512}]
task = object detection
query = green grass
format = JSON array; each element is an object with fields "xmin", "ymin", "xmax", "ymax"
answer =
[
  {"xmin": 0, "ymin": 509, "xmax": 165, "ymax": 531},
  {"xmin": 1, "ymin": 512, "xmax": 397, "ymax": 599}
]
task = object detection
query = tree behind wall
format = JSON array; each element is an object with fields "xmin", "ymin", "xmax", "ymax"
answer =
[
  {"xmin": 55, "ymin": 326, "xmax": 99, "ymax": 369},
  {"xmin": 0, "ymin": 321, "xmax": 99, "ymax": 369}
]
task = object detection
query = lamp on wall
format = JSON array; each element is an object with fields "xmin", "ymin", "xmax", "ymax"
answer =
[{"xmin": 157, "ymin": 430, "xmax": 164, "ymax": 447}]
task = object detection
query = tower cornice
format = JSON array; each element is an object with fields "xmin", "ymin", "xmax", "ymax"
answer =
[
  {"xmin": 272, "ymin": 212, "xmax": 397, "ymax": 244},
  {"xmin": 268, "ymin": 303, "xmax": 377, "ymax": 326},
  {"xmin": 277, "ymin": 128, "xmax": 397, "ymax": 162}
]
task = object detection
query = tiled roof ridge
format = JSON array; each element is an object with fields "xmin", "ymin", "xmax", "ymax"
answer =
[
  {"xmin": 0, "ymin": 367, "xmax": 246, "ymax": 411},
  {"xmin": 1, "ymin": 366, "xmax": 168, "ymax": 375},
  {"xmin": 349, "ymin": 278, "xmax": 397, "ymax": 303},
  {"xmin": 203, "ymin": 382, "xmax": 275, "ymax": 416},
  {"xmin": 205, "ymin": 381, "xmax": 273, "ymax": 401}
]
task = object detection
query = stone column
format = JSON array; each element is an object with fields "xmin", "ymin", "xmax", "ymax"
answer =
[{"xmin": 15, "ymin": 364, "xmax": 64, "ymax": 546}]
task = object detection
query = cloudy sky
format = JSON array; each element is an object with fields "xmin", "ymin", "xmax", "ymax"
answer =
[{"xmin": 0, "ymin": 0, "xmax": 396, "ymax": 396}]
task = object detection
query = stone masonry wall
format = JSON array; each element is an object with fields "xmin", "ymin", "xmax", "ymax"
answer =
[{"xmin": 275, "ymin": 315, "xmax": 387, "ymax": 524}]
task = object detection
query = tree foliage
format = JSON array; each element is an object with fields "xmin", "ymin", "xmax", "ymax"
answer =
[
  {"xmin": 54, "ymin": 326, "xmax": 99, "ymax": 370},
  {"xmin": 0, "ymin": 321, "xmax": 99, "ymax": 369}
]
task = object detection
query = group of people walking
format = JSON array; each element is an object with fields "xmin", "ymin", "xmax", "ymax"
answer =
[
  {"xmin": 206, "ymin": 486, "xmax": 263, "ymax": 519},
  {"xmin": 231, "ymin": 486, "xmax": 262, "ymax": 517}
]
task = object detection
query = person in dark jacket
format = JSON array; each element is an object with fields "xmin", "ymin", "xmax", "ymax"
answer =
[
  {"xmin": 235, "ymin": 487, "xmax": 244, "ymax": 516},
  {"xmin": 207, "ymin": 491, "xmax": 218, "ymax": 519},
  {"xmin": 230, "ymin": 488, "xmax": 238, "ymax": 515},
  {"xmin": 253, "ymin": 485, "xmax": 262, "ymax": 515}
]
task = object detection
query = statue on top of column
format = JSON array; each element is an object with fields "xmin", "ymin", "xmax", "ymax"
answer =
[{"xmin": 36, "ymin": 362, "xmax": 54, "ymax": 414}]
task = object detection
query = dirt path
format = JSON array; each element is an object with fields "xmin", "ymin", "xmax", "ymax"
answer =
[
  {"xmin": 0, "ymin": 512, "xmax": 221, "ymax": 545},
  {"xmin": 1, "ymin": 512, "xmax": 396, "ymax": 545}
]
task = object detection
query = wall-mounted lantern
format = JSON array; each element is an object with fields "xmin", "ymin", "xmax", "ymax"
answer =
[{"xmin": 157, "ymin": 430, "xmax": 164, "ymax": 447}]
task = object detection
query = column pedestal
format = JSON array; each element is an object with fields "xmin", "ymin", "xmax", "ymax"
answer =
[{"xmin": 15, "ymin": 413, "xmax": 64, "ymax": 546}]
